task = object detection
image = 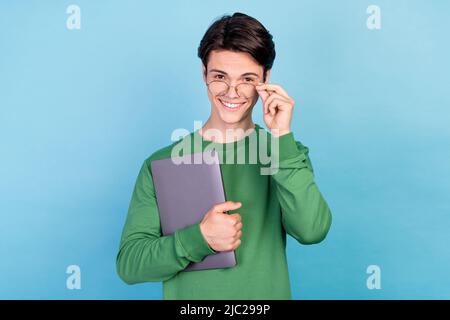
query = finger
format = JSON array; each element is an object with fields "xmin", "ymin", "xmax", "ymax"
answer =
[
  {"xmin": 270, "ymin": 103, "xmax": 276, "ymax": 116},
  {"xmin": 268, "ymin": 97, "xmax": 291, "ymax": 116},
  {"xmin": 256, "ymin": 87, "xmax": 270, "ymax": 105},
  {"xmin": 265, "ymin": 97, "xmax": 280, "ymax": 117},
  {"xmin": 264, "ymin": 93, "xmax": 289, "ymax": 114},
  {"xmin": 231, "ymin": 239, "xmax": 241, "ymax": 250},
  {"xmin": 228, "ymin": 217, "xmax": 241, "ymax": 228},
  {"xmin": 214, "ymin": 201, "xmax": 242, "ymax": 213},
  {"xmin": 256, "ymin": 83, "xmax": 291, "ymax": 101},
  {"xmin": 255, "ymin": 83, "xmax": 277, "ymax": 97},
  {"xmin": 234, "ymin": 230, "xmax": 242, "ymax": 240},
  {"xmin": 262, "ymin": 91, "xmax": 274, "ymax": 114},
  {"xmin": 263, "ymin": 106, "xmax": 274, "ymax": 121},
  {"xmin": 234, "ymin": 222, "xmax": 242, "ymax": 231},
  {"xmin": 228, "ymin": 213, "xmax": 241, "ymax": 224}
]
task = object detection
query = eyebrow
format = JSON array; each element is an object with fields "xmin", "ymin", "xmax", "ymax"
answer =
[{"xmin": 208, "ymin": 69, "xmax": 259, "ymax": 77}]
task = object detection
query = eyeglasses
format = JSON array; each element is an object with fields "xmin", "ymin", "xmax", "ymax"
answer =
[{"xmin": 206, "ymin": 77, "xmax": 259, "ymax": 99}]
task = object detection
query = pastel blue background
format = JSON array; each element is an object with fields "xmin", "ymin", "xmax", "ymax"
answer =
[{"xmin": 1, "ymin": 0, "xmax": 449, "ymax": 299}]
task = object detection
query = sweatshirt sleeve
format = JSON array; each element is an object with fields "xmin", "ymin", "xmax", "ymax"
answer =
[
  {"xmin": 116, "ymin": 159, "xmax": 216, "ymax": 284},
  {"xmin": 271, "ymin": 132, "xmax": 332, "ymax": 244}
]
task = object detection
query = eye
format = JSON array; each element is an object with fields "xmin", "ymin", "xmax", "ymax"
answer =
[
  {"xmin": 214, "ymin": 74, "xmax": 225, "ymax": 80},
  {"xmin": 244, "ymin": 77, "xmax": 256, "ymax": 83}
]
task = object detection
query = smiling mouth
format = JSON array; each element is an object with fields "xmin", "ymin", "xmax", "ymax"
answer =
[{"xmin": 218, "ymin": 98, "xmax": 247, "ymax": 111}]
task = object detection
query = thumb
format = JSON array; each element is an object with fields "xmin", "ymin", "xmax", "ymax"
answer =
[
  {"xmin": 257, "ymin": 87, "xmax": 270, "ymax": 103},
  {"xmin": 214, "ymin": 201, "xmax": 242, "ymax": 213}
]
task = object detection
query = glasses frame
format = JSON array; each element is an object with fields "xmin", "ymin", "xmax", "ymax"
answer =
[{"xmin": 206, "ymin": 78, "xmax": 260, "ymax": 99}]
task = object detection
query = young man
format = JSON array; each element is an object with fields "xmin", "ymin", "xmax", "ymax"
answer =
[{"xmin": 116, "ymin": 12, "xmax": 332, "ymax": 299}]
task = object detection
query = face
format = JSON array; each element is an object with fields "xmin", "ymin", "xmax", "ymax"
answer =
[{"xmin": 202, "ymin": 50, "xmax": 270, "ymax": 126}]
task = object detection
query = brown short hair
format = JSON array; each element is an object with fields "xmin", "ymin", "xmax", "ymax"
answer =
[{"xmin": 198, "ymin": 12, "xmax": 276, "ymax": 81}]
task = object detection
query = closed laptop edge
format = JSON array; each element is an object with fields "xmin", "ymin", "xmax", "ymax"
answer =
[{"xmin": 150, "ymin": 149, "xmax": 237, "ymax": 271}]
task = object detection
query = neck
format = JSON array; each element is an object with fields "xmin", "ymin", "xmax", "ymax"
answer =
[{"xmin": 200, "ymin": 115, "xmax": 255, "ymax": 143}]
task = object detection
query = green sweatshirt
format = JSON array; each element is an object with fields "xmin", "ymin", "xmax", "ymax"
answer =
[{"xmin": 116, "ymin": 123, "xmax": 332, "ymax": 299}]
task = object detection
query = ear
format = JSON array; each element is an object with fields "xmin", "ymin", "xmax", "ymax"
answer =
[
  {"xmin": 202, "ymin": 64, "xmax": 207, "ymax": 83},
  {"xmin": 264, "ymin": 69, "xmax": 271, "ymax": 83}
]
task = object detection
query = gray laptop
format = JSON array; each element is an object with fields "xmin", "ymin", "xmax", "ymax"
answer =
[{"xmin": 150, "ymin": 149, "xmax": 237, "ymax": 271}]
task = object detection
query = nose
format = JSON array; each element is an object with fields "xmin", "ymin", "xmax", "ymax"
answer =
[{"xmin": 225, "ymin": 83, "xmax": 240, "ymax": 99}]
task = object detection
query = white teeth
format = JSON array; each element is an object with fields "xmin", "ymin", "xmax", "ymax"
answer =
[{"xmin": 221, "ymin": 100, "xmax": 243, "ymax": 108}]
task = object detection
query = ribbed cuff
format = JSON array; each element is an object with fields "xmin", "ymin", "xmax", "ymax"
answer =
[{"xmin": 175, "ymin": 223, "xmax": 216, "ymax": 263}]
